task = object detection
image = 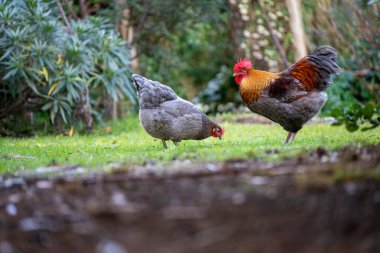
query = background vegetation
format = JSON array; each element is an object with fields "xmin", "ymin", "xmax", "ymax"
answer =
[{"xmin": 0, "ymin": 0, "xmax": 379, "ymax": 135}]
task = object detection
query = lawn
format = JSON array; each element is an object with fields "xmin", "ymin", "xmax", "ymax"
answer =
[{"xmin": 0, "ymin": 114, "xmax": 379, "ymax": 173}]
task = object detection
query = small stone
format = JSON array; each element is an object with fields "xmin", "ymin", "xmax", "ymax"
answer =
[
  {"xmin": 8, "ymin": 194, "xmax": 21, "ymax": 203},
  {"xmin": 250, "ymin": 176, "xmax": 268, "ymax": 185},
  {"xmin": 232, "ymin": 192, "xmax": 246, "ymax": 205},
  {"xmin": 0, "ymin": 241, "xmax": 13, "ymax": 253},
  {"xmin": 6, "ymin": 204, "xmax": 17, "ymax": 216},
  {"xmin": 36, "ymin": 180, "xmax": 53, "ymax": 189},
  {"xmin": 3, "ymin": 178, "xmax": 25, "ymax": 188},
  {"xmin": 344, "ymin": 183, "xmax": 357, "ymax": 195},
  {"xmin": 19, "ymin": 218, "xmax": 39, "ymax": 231},
  {"xmin": 205, "ymin": 163, "xmax": 218, "ymax": 172},
  {"xmin": 111, "ymin": 192, "xmax": 128, "ymax": 206},
  {"xmin": 96, "ymin": 240, "xmax": 127, "ymax": 253}
]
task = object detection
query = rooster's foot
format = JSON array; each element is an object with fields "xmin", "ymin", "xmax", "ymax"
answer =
[{"xmin": 283, "ymin": 132, "xmax": 297, "ymax": 144}]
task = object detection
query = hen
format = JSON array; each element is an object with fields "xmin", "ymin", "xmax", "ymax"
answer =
[
  {"xmin": 233, "ymin": 46, "xmax": 341, "ymax": 143},
  {"xmin": 132, "ymin": 74, "xmax": 224, "ymax": 148}
]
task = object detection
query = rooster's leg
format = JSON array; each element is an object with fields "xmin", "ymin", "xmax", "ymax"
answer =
[
  {"xmin": 162, "ymin": 140, "xmax": 168, "ymax": 149},
  {"xmin": 288, "ymin": 132, "xmax": 297, "ymax": 143},
  {"xmin": 172, "ymin": 141, "xmax": 179, "ymax": 146},
  {"xmin": 283, "ymin": 132, "xmax": 293, "ymax": 144}
]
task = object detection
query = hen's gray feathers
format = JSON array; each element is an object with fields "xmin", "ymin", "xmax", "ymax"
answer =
[
  {"xmin": 131, "ymin": 74, "xmax": 219, "ymax": 145},
  {"xmin": 132, "ymin": 74, "xmax": 177, "ymax": 109}
]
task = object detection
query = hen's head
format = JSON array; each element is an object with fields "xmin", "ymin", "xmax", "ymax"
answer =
[
  {"xmin": 211, "ymin": 125, "xmax": 225, "ymax": 140},
  {"xmin": 233, "ymin": 58, "xmax": 252, "ymax": 85}
]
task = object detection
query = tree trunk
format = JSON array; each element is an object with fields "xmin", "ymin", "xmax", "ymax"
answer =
[
  {"xmin": 258, "ymin": 0, "xmax": 289, "ymax": 68},
  {"xmin": 286, "ymin": 0, "xmax": 307, "ymax": 60},
  {"xmin": 113, "ymin": 0, "xmax": 139, "ymax": 120},
  {"xmin": 79, "ymin": 0, "xmax": 88, "ymax": 19},
  {"xmin": 227, "ymin": 0, "xmax": 245, "ymax": 58},
  {"xmin": 116, "ymin": 0, "xmax": 139, "ymax": 72}
]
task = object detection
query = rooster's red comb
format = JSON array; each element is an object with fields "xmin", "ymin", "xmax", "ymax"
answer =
[{"xmin": 234, "ymin": 58, "xmax": 252, "ymax": 73}]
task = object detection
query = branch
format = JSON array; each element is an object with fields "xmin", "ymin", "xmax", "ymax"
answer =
[
  {"xmin": 88, "ymin": 4, "xmax": 101, "ymax": 15},
  {"xmin": 256, "ymin": 0, "xmax": 289, "ymax": 68},
  {"xmin": 136, "ymin": 1, "xmax": 149, "ymax": 33},
  {"xmin": 62, "ymin": 0, "xmax": 78, "ymax": 21},
  {"xmin": 79, "ymin": 0, "xmax": 89, "ymax": 19},
  {"xmin": 55, "ymin": 0, "xmax": 72, "ymax": 33}
]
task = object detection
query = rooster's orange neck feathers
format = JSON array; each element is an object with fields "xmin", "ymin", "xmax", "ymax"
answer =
[{"xmin": 239, "ymin": 69, "xmax": 279, "ymax": 103}]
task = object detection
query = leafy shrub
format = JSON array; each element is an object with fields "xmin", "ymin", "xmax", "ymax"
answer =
[
  {"xmin": 330, "ymin": 103, "xmax": 380, "ymax": 132},
  {"xmin": 194, "ymin": 66, "xmax": 241, "ymax": 114},
  {"xmin": 0, "ymin": 0, "xmax": 135, "ymax": 133},
  {"xmin": 303, "ymin": 0, "xmax": 380, "ymax": 130}
]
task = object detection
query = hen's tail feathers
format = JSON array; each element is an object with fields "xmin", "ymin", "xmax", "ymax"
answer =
[
  {"xmin": 285, "ymin": 46, "xmax": 341, "ymax": 92},
  {"xmin": 131, "ymin": 74, "xmax": 177, "ymax": 107},
  {"xmin": 131, "ymin": 74, "xmax": 143, "ymax": 92}
]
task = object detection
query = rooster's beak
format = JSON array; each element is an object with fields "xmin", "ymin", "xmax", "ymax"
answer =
[
  {"xmin": 218, "ymin": 136, "xmax": 222, "ymax": 140},
  {"xmin": 232, "ymin": 73, "xmax": 237, "ymax": 77}
]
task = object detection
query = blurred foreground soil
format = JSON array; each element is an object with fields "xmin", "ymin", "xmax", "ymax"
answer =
[{"xmin": 1, "ymin": 146, "xmax": 380, "ymax": 253}]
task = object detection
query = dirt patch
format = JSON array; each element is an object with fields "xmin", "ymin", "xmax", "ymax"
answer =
[{"xmin": 1, "ymin": 146, "xmax": 380, "ymax": 253}]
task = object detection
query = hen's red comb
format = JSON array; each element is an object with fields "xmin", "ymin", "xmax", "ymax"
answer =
[{"xmin": 234, "ymin": 58, "xmax": 252, "ymax": 73}]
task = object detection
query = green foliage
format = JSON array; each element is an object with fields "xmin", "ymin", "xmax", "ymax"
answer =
[
  {"xmin": 302, "ymin": 0, "xmax": 380, "ymax": 69},
  {"xmin": 0, "ymin": 0, "xmax": 135, "ymax": 132},
  {"xmin": 195, "ymin": 66, "xmax": 241, "ymax": 113},
  {"xmin": 302, "ymin": 0, "xmax": 380, "ymax": 130},
  {"xmin": 330, "ymin": 103, "xmax": 380, "ymax": 132},
  {"xmin": 324, "ymin": 71, "xmax": 376, "ymax": 111},
  {"xmin": 1, "ymin": 115, "xmax": 380, "ymax": 173},
  {"xmin": 93, "ymin": 0, "xmax": 230, "ymax": 97}
]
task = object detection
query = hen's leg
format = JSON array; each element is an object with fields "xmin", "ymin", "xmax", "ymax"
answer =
[
  {"xmin": 283, "ymin": 132, "xmax": 293, "ymax": 144},
  {"xmin": 162, "ymin": 140, "xmax": 168, "ymax": 149},
  {"xmin": 172, "ymin": 141, "xmax": 179, "ymax": 146}
]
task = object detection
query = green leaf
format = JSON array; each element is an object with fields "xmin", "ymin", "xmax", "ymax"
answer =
[
  {"xmin": 2, "ymin": 68, "xmax": 18, "ymax": 80},
  {"xmin": 346, "ymin": 122, "xmax": 359, "ymax": 132},
  {"xmin": 362, "ymin": 103, "xmax": 374, "ymax": 119},
  {"xmin": 41, "ymin": 102, "xmax": 52, "ymax": 111},
  {"xmin": 53, "ymin": 100, "xmax": 58, "ymax": 114},
  {"xmin": 50, "ymin": 108, "xmax": 56, "ymax": 123},
  {"xmin": 60, "ymin": 107, "xmax": 67, "ymax": 124},
  {"xmin": 368, "ymin": 0, "xmax": 379, "ymax": 5},
  {"xmin": 351, "ymin": 103, "xmax": 362, "ymax": 113},
  {"xmin": 331, "ymin": 108, "xmax": 343, "ymax": 118}
]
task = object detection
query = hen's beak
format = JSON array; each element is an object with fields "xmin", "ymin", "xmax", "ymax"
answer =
[
  {"xmin": 218, "ymin": 136, "xmax": 222, "ymax": 140},
  {"xmin": 232, "ymin": 73, "xmax": 237, "ymax": 77}
]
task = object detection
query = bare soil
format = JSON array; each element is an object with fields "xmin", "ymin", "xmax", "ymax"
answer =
[{"xmin": 1, "ymin": 146, "xmax": 380, "ymax": 253}]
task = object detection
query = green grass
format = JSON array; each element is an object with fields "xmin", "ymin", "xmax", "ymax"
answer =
[{"xmin": 0, "ymin": 115, "xmax": 379, "ymax": 173}]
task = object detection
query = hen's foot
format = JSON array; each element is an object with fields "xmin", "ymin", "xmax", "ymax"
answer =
[
  {"xmin": 172, "ymin": 141, "xmax": 179, "ymax": 146},
  {"xmin": 162, "ymin": 140, "xmax": 168, "ymax": 149}
]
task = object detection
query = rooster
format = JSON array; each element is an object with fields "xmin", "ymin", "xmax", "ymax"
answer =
[
  {"xmin": 233, "ymin": 46, "xmax": 341, "ymax": 143},
  {"xmin": 132, "ymin": 74, "xmax": 224, "ymax": 149}
]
